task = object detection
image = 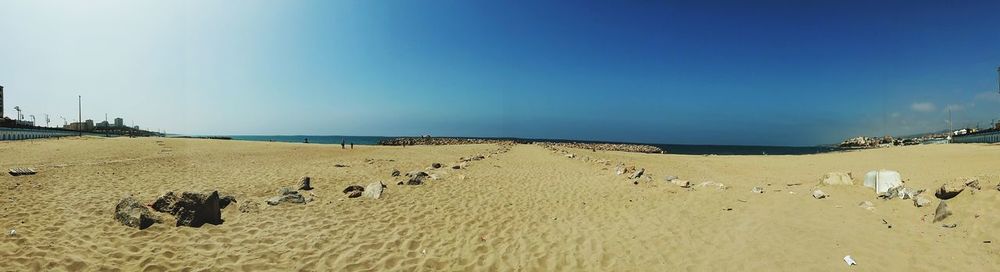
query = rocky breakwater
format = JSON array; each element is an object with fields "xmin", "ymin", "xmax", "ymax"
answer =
[
  {"xmin": 537, "ymin": 142, "xmax": 664, "ymax": 154},
  {"xmin": 379, "ymin": 137, "xmax": 522, "ymax": 146}
]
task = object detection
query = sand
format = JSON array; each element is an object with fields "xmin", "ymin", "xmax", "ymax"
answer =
[{"xmin": 1, "ymin": 137, "xmax": 998, "ymax": 271}]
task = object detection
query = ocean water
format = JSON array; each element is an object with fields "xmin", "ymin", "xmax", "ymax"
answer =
[{"xmin": 220, "ymin": 135, "xmax": 844, "ymax": 155}]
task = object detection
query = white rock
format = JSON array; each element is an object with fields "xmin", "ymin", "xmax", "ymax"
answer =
[
  {"xmin": 913, "ymin": 195, "xmax": 931, "ymax": 207},
  {"xmin": 751, "ymin": 187, "xmax": 765, "ymax": 194},
  {"xmin": 565, "ymin": 154, "xmax": 575, "ymax": 159},
  {"xmin": 863, "ymin": 170, "xmax": 903, "ymax": 194},
  {"xmin": 812, "ymin": 189, "xmax": 828, "ymax": 199},
  {"xmin": 671, "ymin": 179, "xmax": 691, "ymax": 188},
  {"xmin": 362, "ymin": 181, "xmax": 385, "ymax": 199},
  {"xmin": 820, "ymin": 172, "xmax": 853, "ymax": 186}
]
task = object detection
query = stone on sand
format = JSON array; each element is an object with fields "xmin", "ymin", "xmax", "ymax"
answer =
[
  {"xmin": 819, "ymin": 172, "xmax": 853, "ymax": 186},
  {"xmin": 935, "ymin": 181, "xmax": 966, "ymax": 200},
  {"xmin": 362, "ymin": 181, "xmax": 385, "ymax": 199},
  {"xmin": 172, "ymin": 191, "xmax": 225, "ymax": 227},
  {"xmin": 267, "ymin": 188, "xmax": 308, "ymax": 205},
  {"xmin": 391, "ymin": 169, "xmax": 400, "ymax": 177},
  {"xmin": 671, "ymin": 179, "xmax": 691, "ymax": 188},
  {"xmin": 629, "ymin": 168, "xmax": 645, "ymax": 179},
  {"xmin": 812, "ymin": 189, "xmax": 828, "ymax": 199},
  {"xmin": 431, "ymin": 163, "xmax": 442, "ymax": 169},
  {"xmin": 913, "ymin": 195, "xmax": 931, "ymax": 207},
  {"xmin": 933, "ymin": 201, "xmax": 952, "ymax": 223},
  {"xmin": 114, "ymin": 196, "xmax": 160, "ymax": 230},
  {"xmin": 299, "ymin": 176, "xmax": 313, "ymax": 190},
  {"xmin": 751, "ymin": 187, "xmax": 765, "ymax": 194},
  {"xmin": 343, "ymin": 185, "xmax": 365, "ymax": 198}
]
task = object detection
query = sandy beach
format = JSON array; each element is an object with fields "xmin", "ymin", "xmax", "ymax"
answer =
[{"xmin": 1, "ymin": 137, "xmax": 998, "ymax": 271}]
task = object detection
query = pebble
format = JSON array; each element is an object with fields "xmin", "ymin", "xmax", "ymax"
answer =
[
  {"xmin": 811, "ymin": 189, "xmax": 827, "ymax": 199},
  {"xmin": 751, "ymin": 187, "xmax": 765, "ymax": 194}
]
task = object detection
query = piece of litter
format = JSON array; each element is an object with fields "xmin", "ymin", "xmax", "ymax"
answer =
[
  {"xmin": 7, "ymin": 229, "xmax": 15, "ymax": 236},
  {"xmin": 844, "ymin": 255, "xmax": 857, "ymax": 266},
  {"xmin": 942, "ymin": 224, "xmax": 957, "ymax": 228}
]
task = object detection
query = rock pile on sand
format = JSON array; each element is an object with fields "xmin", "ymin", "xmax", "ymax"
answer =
[
  {"xmin": 379, "ymin": 137, "xmax": 521, "ymax": 146},
  {"xmin": 537, "ymin": 142, "xmax": 663, "ymax": 154},
  {"xmin": 115, "ymin": 190, "xmax": 236, "ymax": 229}
]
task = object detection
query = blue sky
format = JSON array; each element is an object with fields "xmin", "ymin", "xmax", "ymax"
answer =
[{"xmin": 1, "ymin": 0, "xmax": 998, "ymax": 146}]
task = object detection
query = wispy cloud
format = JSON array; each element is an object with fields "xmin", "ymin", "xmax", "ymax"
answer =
[
  {"xmin": 974, "ymin": 92, "xmax": 1000, "ymax": 103},
  {"xmin": 910, "ymin": 102, "xmax": 936, "ymax": 112},
  {"xmin": 942, "ymin": 104, "xmax": 967, "ymax": 112}
]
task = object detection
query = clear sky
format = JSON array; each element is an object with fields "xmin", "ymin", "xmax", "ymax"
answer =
[{"xmin": 1, "ymin": 0, "xmax": 998, "ymax": 146}]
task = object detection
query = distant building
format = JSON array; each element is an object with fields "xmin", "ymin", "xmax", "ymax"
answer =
[
  {"xmin": 85, "ymin": 119, "xmax": 94, "ymax": 131},
  {"xmin": 65, "ymin": 122, "xmax": 85, "ymax": 130},
  {"xmin": 114, "ymin": 117, "xmax": 124, "ymax": 127},
  {"xmin": 97, "ymin": 121, "xmax": 110, "ymax": 128},
  {"xmin": 0, "ymin": 85, "xmax": 4, "ymax": 119}
]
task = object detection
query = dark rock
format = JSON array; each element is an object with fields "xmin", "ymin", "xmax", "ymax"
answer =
[
  {"xmin": 391, "ymin": 169, "xmax": 400, "ymax": 177},
  {"xmin": 114, "ymin": 196, "xmax": 160, "ymax": 229},
  {"xmin": 431, "ymin": 163, "xmax": 442, "ymax": 169},
  {"xmin": 407, "ymin": 177, "xmax": 424, "ymax": 185},
  {"xmin": 343, "ymin": 185, "xmax": 365, "ymax": 198},
  {"xmin": 173, "ymin": 191, "xmax": 224, "ymax": 227},
  {"xmin": 933, "ymin": 201, "xmax": 952, "ymax": 223},
  {"xmin": 343, "ymin": 185, "xmax": 364, "ymax": 194},
  {"xmin": 219, "ymin": 195, "xmax": 237, "ymax": 209},
  {"xmin": 151, "ymin": 192, "xmax": 179, "ymax": 213},
  {"xmin": 299, "ymin": 176, "xmax": 313, "ymax": 191},
  {"xmin": 935, "ymin": 183, "xmax": 965, "ymax": 200},
  {"xmin": 334, "ymin": 164, "xmax": 349, "ymax": 167},
  {"xmin": 406, "ymin": 171, "xmax": 429, "ymax": 178}
]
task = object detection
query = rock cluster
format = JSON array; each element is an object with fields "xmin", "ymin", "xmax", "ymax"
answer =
[
  {"xmin": 537, "ymin": 142, "xmax": 664, "ymax": 154},
  {"xmin": 379, "ymin": 137, "xmax": 521, "ymax": 146},
  {"xmin": 114, "ymin": 196, "xmax": 161, "ymax": 230},
  {"xmin": 115, "ymin": 191, "xmax": 235, "ymax": 229}
]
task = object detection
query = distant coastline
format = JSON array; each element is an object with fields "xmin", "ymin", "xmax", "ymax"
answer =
[{"xmin": 186, "ymin": 135, "xmax": 846, "ymax": 156}]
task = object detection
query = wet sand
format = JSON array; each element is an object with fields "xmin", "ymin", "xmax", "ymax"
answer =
[{"xmin": 1, "ymin": 137, "xmax": 998, "ymax": 271}]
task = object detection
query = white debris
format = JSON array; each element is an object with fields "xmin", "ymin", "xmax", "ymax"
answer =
[
  {"xmin": 844, "ymin": 255, "xmax": 857, "ymax": 266},
  {"xmin": 7, "ymin": 229, "xmax": 15, "ymax": 236},
  {"xmin": 751, "ymin": 187, "xmax": 765, "ymax": 194}
]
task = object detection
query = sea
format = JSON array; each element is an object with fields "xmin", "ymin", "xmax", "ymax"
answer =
[{"xmin": 218, "ymin": 135, "xmax": 845, "ymax": 156}]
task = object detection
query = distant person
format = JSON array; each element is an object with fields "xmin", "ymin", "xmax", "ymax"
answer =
[
  {"xmin": 350, "ymin": 143, "xmax": 354, "ymax": 149},
  {"xmin": 304, "ymin": 138, "xmax": 309, "ymax": 144},
  {"xmin": 341, "ymin": 139, "xmax": 346, "ymax": 149}
]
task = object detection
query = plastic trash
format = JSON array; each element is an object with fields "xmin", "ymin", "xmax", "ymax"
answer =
[
  {"xmin": 844, "ymin": 255, "xmax": 857, "ymax": 266},
  {"xmin": 7, "ymin": 229, "xmax": 15, "ymax": 236}
]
